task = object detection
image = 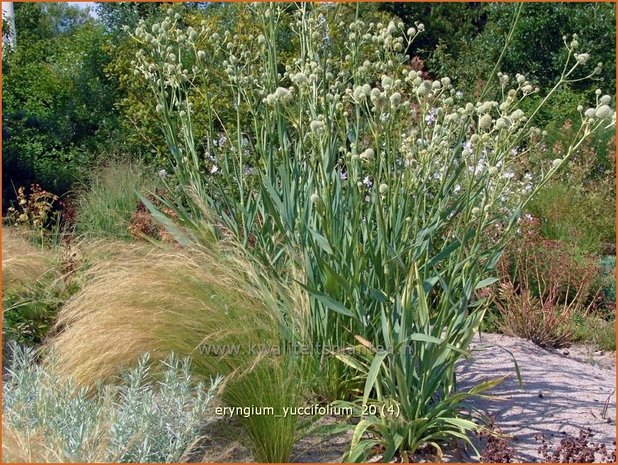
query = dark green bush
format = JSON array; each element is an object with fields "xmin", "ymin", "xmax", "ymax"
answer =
[
  {"xmin": 420, "ymin": 3, "xmax": 615, "ymax": 98},
  {"xmin": 2, "ymin": 3, "xmax": 121, "ymax": 206}
]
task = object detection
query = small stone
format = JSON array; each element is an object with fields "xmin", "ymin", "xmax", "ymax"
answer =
[
  {"xmin": 562, "ymin": 349, "xmax": 570, "ymax": 356},
  {"xmin": 538, "ymin": 392, "xmax": 544, "ymax": 398}
]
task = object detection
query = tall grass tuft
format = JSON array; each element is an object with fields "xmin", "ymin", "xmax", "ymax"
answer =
[
  {"xmin": 49, "ymin": 240, "xmax": 308, "ymax": 462},
  {"xmin": 74, "ymin": 161, "xmax": 157, "ymax": 239},
  {"xmin": 2, "ymin": 226, "xmax": 57, "ymax": 294},
  {"xmin": 2, "ymin": 227, "xmax": 67, "ymax": 346}
]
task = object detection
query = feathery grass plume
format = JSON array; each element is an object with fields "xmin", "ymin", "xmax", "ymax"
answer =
[
  {"xmin": 2, "ymin": 425, "xmax": 66, "ymax": 463},
  {"xmin": 2, "ymin": 226, "xmax": 57, "ymax": 295},
  {"xmin": 49, "ymin": 240, "xmax": 309, "ymax": 462},
  {"xmin": 74, "ymin": 160, "xmax": 157, "ymax": 239},
  {"xmin": 2, "ymin": 227, "xmax": 68, "ymax": 346}
]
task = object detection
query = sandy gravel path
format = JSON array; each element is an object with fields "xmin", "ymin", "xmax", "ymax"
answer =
[{"xmin": 457, "ymin": 333, "xmax": 616, "ymax": 462}]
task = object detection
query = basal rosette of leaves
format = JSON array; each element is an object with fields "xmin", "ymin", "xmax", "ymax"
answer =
[{"xmin": 132, "ymin": 3, "xmax": 615, "ymax": 460}]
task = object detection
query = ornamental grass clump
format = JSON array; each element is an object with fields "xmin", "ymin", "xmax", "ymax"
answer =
[
  {"xmin": 74, "ymin": 161, "xmax": 158, "ymax": 240},
  {"xmin": 2, "ymin": 227, "xmax": 67, "ymax": 346},
  {"xmin": 49, "ymin": 240, "xmax": 308, "ymax": 462},
  {"xmin": 132, "ymin": 3, "xmax": 615, "ymax": 459},
  {"xmin": 2, "ymin": 226, "xmax": 57, "ymax": 295}
]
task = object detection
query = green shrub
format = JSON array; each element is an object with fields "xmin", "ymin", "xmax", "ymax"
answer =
[
  {"xmin": 526, "ymin": 121, "xmax": 615, "ymax": 255},
  {"xmin": 527, "ymin": 181, "xmax": 615, "ymax": 255},
  {"xmin": 427, "ymin": 3, "xmax": 615, "ymax": 98},
  {"xmin": 571, "ymin": 313, "xmax": 616, "ymax": 352},
  {"xmin": 74, "ymin": 161, "xmax": 157, "ymax": 239},
  {"xmin": 2, "ymin": 4, "xmax": 121, "ymax": 205},
  {"xmin": 3, "ymin": 344, "xmax": 222, "ymax": 463}
]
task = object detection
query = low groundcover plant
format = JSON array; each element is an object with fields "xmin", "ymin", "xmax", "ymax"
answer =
[{"xmin": 2, "ymin": 343, "xmax": 222, "ymax": 463}]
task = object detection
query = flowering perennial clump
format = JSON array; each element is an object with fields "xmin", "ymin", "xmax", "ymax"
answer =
[{"xmin": 132, "ymin": 4, "xmax": 615, "ymax": 461}]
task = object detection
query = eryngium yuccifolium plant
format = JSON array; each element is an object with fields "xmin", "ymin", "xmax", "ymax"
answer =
[
  {"xmin": 2, "ymin": 344, "xmax": 222, "ymax": 463},
  {"xmin": 132, "ymin": 3, "xmax": 615, "ymax": 460}
]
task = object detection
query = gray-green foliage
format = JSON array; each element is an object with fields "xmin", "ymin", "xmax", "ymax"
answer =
[{"xmin": 3, "ymin": 344, "xmax": 222, "ymax": 463}]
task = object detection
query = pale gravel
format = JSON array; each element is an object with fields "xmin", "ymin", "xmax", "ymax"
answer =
[{"xmin": 456, "ymin": 332, "xmax": 616, "ymax": 462}]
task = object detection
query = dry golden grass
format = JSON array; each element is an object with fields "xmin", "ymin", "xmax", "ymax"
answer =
[
  {"xmin": 47, "ymin": 240, "xmax": 310, "ymax": 462},
  {"xmin": 2, "ymin": 227, "xmax": 57, "ymax": 294},
  {"xmin": 2, "ymin": 425, "xmax": 64, "ymax": 463},
  {"xmin": 49, "ymin": 241, "xmax": 287, "ymax": 386}
]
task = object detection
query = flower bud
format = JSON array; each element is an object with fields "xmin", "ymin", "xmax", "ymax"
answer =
[
  {"xmin": 595, "ymin": 105, "xmax": 614, "ymax": 120},
  {"xmin": 379, "ymin": 183, "xmax": 389, "ymax": 194},
  {"xmin": 575, "ymin": 53, "xmax": 590, "ymax": 65},
  {"xmin": 479, "ymin": 114, "xmax": 492, "ymax": 129}
]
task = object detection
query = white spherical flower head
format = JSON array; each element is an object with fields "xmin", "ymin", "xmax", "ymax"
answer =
[
  {"xmin": 479, "ymin": 114, "xmax": 492, "ymax": 129},
  {"xmin": 488, "ymin": 166, "xmax": 498, "ymax": 176},
  {"xmin": 360, "ymin": 148, "xmax": 375, "ymax": 161},
  {"xmin": 156, "ymin": 104, "xmax": 164, "ymax": 113},
  {"xmin": 353, "ymin": 86, "xmax": 367, "ymax": 101},
  {"xmin": 595, "ymin": 105, "xmax": 614, "ymax": 120},
  {"xmin": 471, "ymin": 207, "xmax": 480, "ymax": 216},
  {"xmin": 584, "ymin": 108, "xmax": 596, "ymax": 118},
  {"xmin": 310, "ymin": 193, "xmax": 320, "ymax": 204},
  {"xmin": 552, "ymin": 158, "xmax": 563, "ymax": 169},
  {"xmin": 379, "ymin": 183, "xmax": 389, "ymax": 194},
  {"xmin": 310, "ymin": 120, "xmax": 325, "ymax": 133},
  {"xmin": 274, "ymin": 87, "xmax": 293, "ymax": 105},
  {"xmin": 389, "ymin": 92, "xmax": 402, "ymax": 106},
  {"xmin": 509, "ymin": 109, "xmax": 525, "ymax": 121},
  {"xmin": 495, "ymin": 118, "xmax": 509, "ymax": 130},
  {"xmin": 575, "ymin": 53, "xmax": 590, "ymax": 65},
  {"xmin": 600, "ymin": 95, "xmax": 612, "ymax": 105},
  {"xmin": 416, "ymin": 81, "xmax": 432, "ymax": 97}
]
